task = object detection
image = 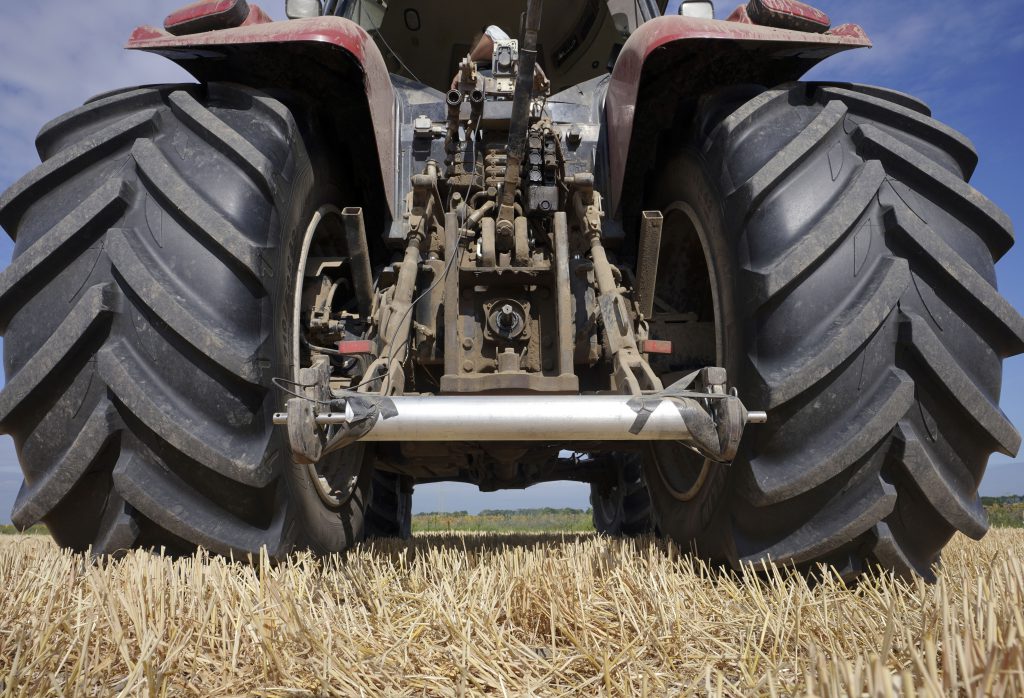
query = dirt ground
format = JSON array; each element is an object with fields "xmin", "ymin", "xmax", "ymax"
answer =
[{"xmin": 1, "ymin": 529, "xmax": 1022, "ymax": 696}]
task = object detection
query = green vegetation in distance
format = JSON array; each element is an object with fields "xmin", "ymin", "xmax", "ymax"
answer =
[
  {"xmin": 413, "ymin": 499, "xmax": 1024, "ymax": 533},
  {"xmin": 981, "ymin": 496, "xmax": 1024, "ymax": 529},
  {"xmin": 3, "ymin": 499, "xmax": 1023, "ymax": 535},
  {"xmin": 0, "ymin": 524, "xmax": 48, "ymax": 535},
  {"xmin": 412, "ymin": 508, "xmax": 594, "ymax": 533}
]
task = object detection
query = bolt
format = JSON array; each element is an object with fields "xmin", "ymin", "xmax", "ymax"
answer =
[
  {"xmin": 462, "ymin": 337, "xmax": 474, "ymax": 350},
  {"xmin": 497, "ymin": 304, "xmax": 517, "ymax": 330},
  {"xmin": 462, "ymin": 360, "xmax": 475, "ymax": 373}
]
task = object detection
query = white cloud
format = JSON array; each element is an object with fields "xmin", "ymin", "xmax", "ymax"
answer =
[
  {"xmin": 0, "ymin": 1, "xmax": 287, "ymax": 189},
  {"xmin": 807, "ymin": 0, "xmax": 1024, "ymax": 118}
]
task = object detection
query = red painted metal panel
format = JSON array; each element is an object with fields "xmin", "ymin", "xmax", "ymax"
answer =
[
  {"xmin": 605, "ymin": 15, "xmax": 871, "ymax": 214},
  {"xmin": 826, "ymin": 23, "xmax": 870, "ymax": 41},
  {"xmin": 127, "ymin": 17, "xmax": 396, "ymax": 213},
  {"xmin": 164, "ymin": 0, "xmax": 250, "ymax": 36},
  {"xmin": 725, "ymin": 5, "xmax": 755, "ymax": 24},
  {"xmin": 747, "ymin": 0, "xmax": 831, "ymax": 33},
  {"xmin": 241, "ymin": 5, "xmax": 273, "ymax": 26}
]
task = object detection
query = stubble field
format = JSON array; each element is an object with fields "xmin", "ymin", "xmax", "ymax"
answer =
[{"xmin": 1, "ymin": 529, "xmax": 1023, "ymax": 696}]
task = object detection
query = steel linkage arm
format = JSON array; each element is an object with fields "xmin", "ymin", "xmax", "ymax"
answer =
[{"xmin": 568, "ymin": 173, "xmax": 660, "ymax": 395}]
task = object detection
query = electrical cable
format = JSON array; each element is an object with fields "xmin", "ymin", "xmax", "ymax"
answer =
[
  {"xmin": 303, "ymin": 337, "xmax": 373, "ymax": 357},
  {"xmin": 339, "ymin": 110, "xmax": 484, "ymax": 396},
  {"xmin": 272, "ymin": 376, "xmax": 335, "ymax": 406},
  {"xmin": 365, "ymin": 8, "xmax": 422, "ymax": 83},
  {"xmin": 278, "ymin": 99, "xmax": 485, "ymax": 403},
  {"xmin": 331, "ymin": 1, "xmax": 420, "ymax": 81}
]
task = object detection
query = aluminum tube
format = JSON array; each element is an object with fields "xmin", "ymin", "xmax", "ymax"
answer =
[
  {"xmin": 341, "ymin": 207, "xmax": 374, "ymax": 318},
  {"xmin": 635, "ymin": 210, "xmax": 663, "ymax": 319},
  {"xmin": 274, "ymin": 395, "xmax": 705, "ymax": 441}
]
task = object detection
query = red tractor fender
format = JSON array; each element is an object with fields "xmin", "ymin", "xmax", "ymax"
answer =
[
  {"xmin": 127, "ymin": 15, "xmax": 397, "ymax": 217},
  {"xmin": 605, "ymin": 15, "xmax": 872, "ymax": 216}
]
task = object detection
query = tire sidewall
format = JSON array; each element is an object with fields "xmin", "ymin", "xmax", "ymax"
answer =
[
  {"xmin": 643, "ymin": 149, "xmax": 745, "ymax": 562},
  {"xmin": 271, "ymin": 132, "xmax": 372, "ymax": 555}
]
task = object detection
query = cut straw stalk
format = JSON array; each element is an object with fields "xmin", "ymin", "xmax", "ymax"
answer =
[{"xmin": 0, "ymin": 530, "xmax": 1022, "ymax": 695}]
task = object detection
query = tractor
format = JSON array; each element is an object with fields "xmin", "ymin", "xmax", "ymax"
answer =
[{"xmin": 0, "ymin": 0, "xmax": 1019, "ymax": 581}]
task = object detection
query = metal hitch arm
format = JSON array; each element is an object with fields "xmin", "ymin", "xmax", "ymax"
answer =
[{"xmin": 275, "ymin": 370, "xmax": 766, "ymax": 464}]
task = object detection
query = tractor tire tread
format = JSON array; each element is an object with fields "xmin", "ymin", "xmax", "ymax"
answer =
[
  {"xmin": 364, "ymin": 470, "xmax": 412, "ymax": 539},
  {"xmin": 649, "ymin": 81, "xmax": 1022, "ymax": 579},
  {"xmin": 0, "ymin": 84, "xmax": 311, "ymax": 555}
]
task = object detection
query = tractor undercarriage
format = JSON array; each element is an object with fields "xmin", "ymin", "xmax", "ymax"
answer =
[
  {"xmin": 4, "ymin": 0, "xmax": 1013, "ymax": 577},
  {"xmin": 278, "ymin": 15, "xmax": 765, "ymax": 493}
]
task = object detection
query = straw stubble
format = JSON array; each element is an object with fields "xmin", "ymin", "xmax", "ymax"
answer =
[{"xmin": 1, "ymin": 529, "xmax": 1022, "ymax": 696}]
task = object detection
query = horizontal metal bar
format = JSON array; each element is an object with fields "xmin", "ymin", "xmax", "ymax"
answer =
[{"xmin": 273, "ymin": 394, "xmax": 761, "ymax": 442}]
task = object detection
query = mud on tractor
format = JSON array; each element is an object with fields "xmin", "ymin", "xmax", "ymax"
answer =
[{"xmin": 0, "ymin": 0, "xmax": 1019, "ymax": 581}]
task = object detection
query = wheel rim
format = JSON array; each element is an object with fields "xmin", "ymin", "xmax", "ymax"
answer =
[
  {"xmin": 292, "ymin": 205, "xmax": 346, "ymax": 380},
  {"xmin": 649, "ymin": 201, "xmax": 722, "ymax": 500},
  {"xmin": 292, "ymin": 206, "xmax": 365, "ymax": 510}
]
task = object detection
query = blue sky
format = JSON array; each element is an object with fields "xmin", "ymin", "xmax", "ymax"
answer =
[{"xmin": 0, "ymin": 1, "xmax": 1021, "ymax": 521}]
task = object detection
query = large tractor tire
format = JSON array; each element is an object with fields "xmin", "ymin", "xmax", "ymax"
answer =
[
  {"xmin": 645, "ymin": 82, "xmax": 1023, "ymax": 580},
  {"xmin": 590, "ymin": 454, "xmax": 654, "ymax": 536},
  {"xmin": 0, "ymin": 83, "xmax": 372, "ymax": 557},
  {"xmin": 364, "ymin": 471, "xmax": 413, "ymax": 539}
]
